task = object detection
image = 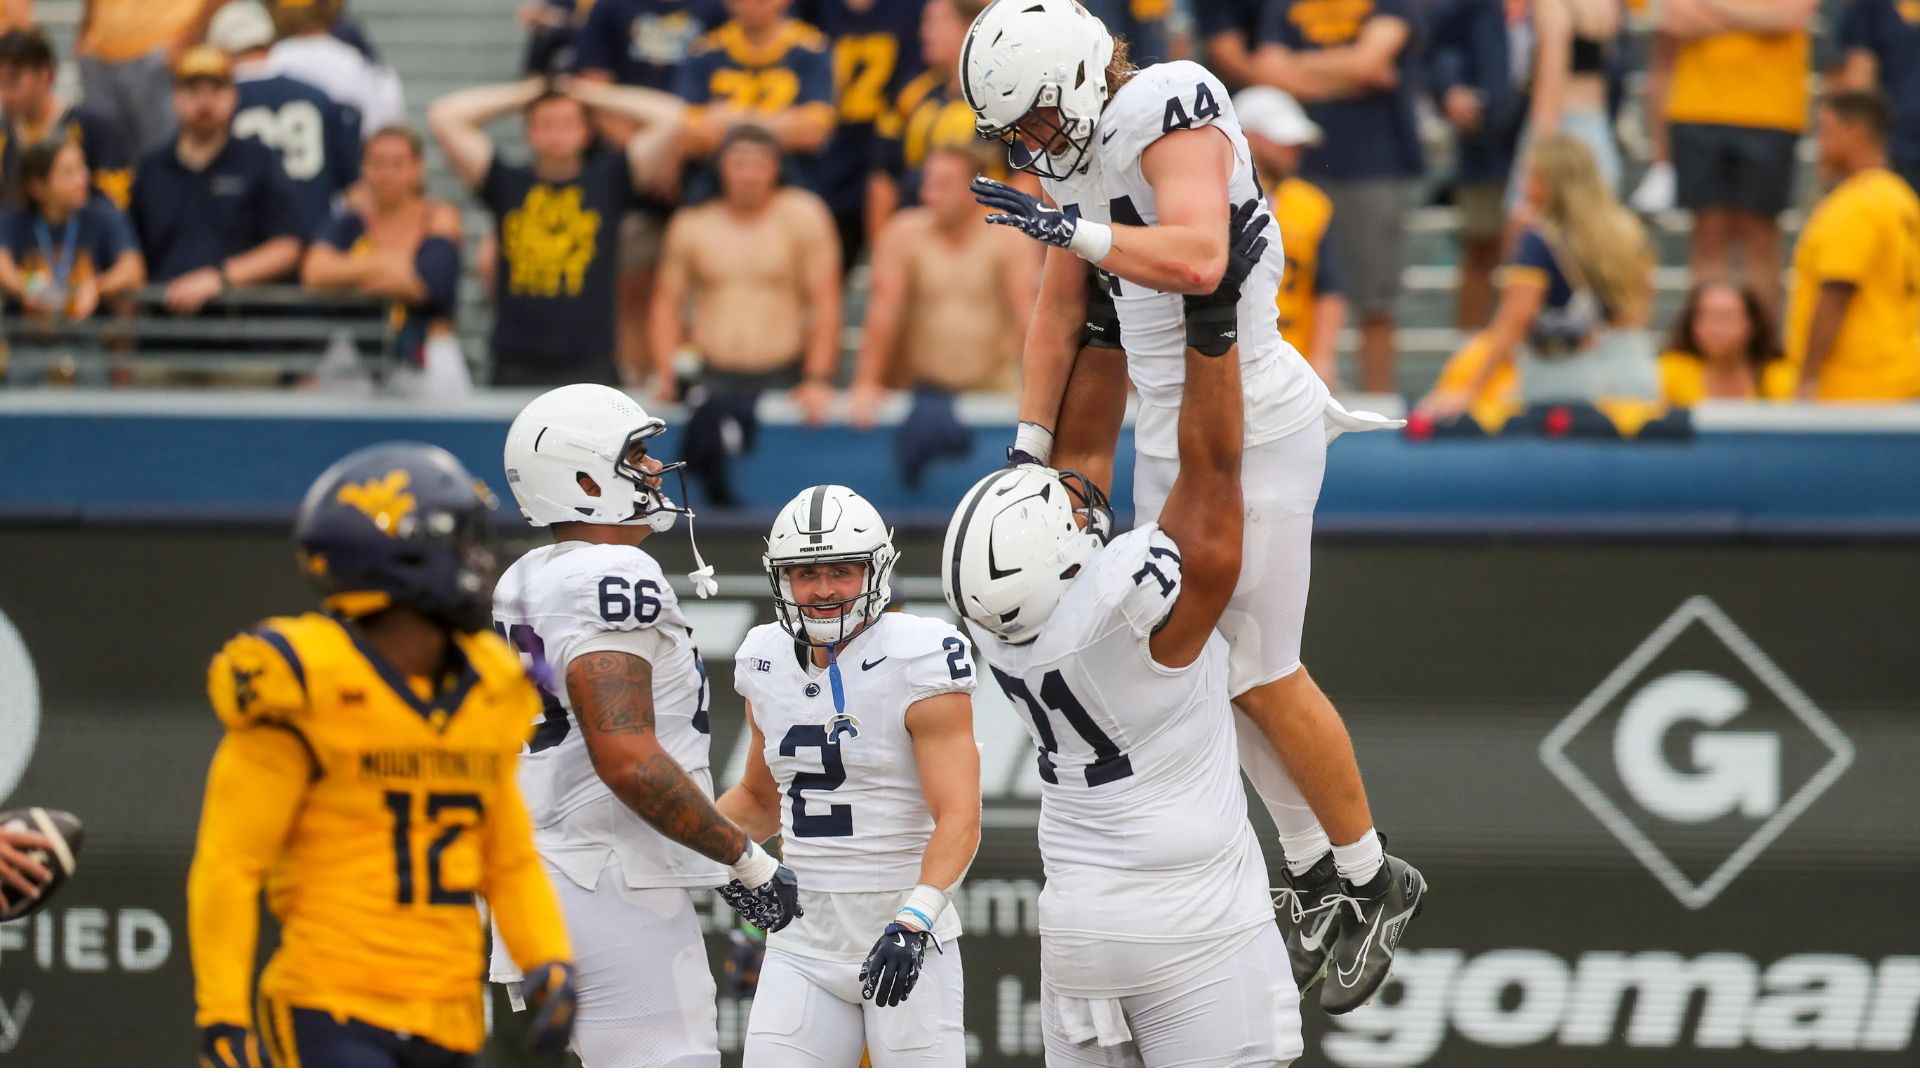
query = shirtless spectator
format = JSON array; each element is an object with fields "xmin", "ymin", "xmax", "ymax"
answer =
[
  {"xmin": 649, "ymin": 124, "xmax": 839, "ymax": 506},
  {"xmin": 429, "ymin": 75, "xmax": 682, "ymax": 387},
  {"xmin": 849, "ymin": 146, "xmax": 1037, "ymax": 486}
]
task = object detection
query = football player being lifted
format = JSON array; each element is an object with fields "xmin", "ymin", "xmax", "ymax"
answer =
[
  {"xmin": 945, "ymin": 196, "xmax": 1301, "ymax": 1066},
  {"xmin": 491, "ymin": 385, "xmax": 802, "ymax": 1067},
  {"xmin": 189, "ymin": 443, "xmax": 575, "ymax": 1067},
  {"xmin": 960, "ymin": 0, "xmax": 1422, "ymax": 1012},
  {"xmin": 717, "ymin": 485, "xmax": 981, "ymax": 1067}
]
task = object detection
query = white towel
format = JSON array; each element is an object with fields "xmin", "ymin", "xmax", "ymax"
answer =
[
  {"xmin": 1322, "ymin": 397, "xmax": 1406, "ymax": 446},
  {"xmin": 1051, "ymin": 992, "xmax": 1134, "ymax": 1048}
]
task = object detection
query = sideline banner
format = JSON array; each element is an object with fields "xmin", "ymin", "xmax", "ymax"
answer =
[{"xmin": 0, "ymin": 530, "xmax": 1914, "ymax": 1064}]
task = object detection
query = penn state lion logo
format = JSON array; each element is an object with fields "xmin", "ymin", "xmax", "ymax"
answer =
[{"xmin": 336, "ymin": 469, "xmax": 417, "ymax": 537}]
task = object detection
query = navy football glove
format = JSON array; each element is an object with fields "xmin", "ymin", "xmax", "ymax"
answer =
[
  {"xmin": 972, "ymin": 177, "xmax": 1081, "ymax": 250},
  {"xmin": 198, "ymin": 1023, "xmax": 260, "ymax": 1068},
  {"xmin": 859, "ymin": 922, "xmax": 931, "ymax": 1007},
  {"xmin": 520, "ymin": 961, "xmax": 578, "ymax": 1056},
  {"xmin": 716, "ymin": 864, "xmax": 803, "ymax": 933}
]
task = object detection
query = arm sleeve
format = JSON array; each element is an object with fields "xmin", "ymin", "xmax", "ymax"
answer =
[
  {"xmin": 1810, "ymin": 197, "xmax": 1877, "ymax": 285},
  {"xmin": 1095, "ymin": 527, "xmax": 1185, "ymax": 638},
  {"xmin": 329, "ymin": 103, "xmax": 362, "ymax": 197},
  {"xmin": 1499, "ymin": 227, "xmax": 1555, "ymax": 288},
  {"xmin": 259, "ymin": 152, "xmax": 309, "ymax": 242},
  {"xmin": 1836, "ymin": 0, "xmax": 1875, "ymax": 53},
  {"xmin": 482, "ymin": 753, "xmax": 573, "ymax": 972},
  {"xmin": 414, "ymin": 235, "xmax": 461, "ymax": 314},
  {"xmin": 188, "ymin": 727, "xmax": 311, "ymax": 1027},
  {"xmin": 675, "ymin": 52, "xmax": 711, "ymax": 104},
  {"xmin": 793, "ymin": 45, "xmax": 835, "ymax": 106},
  {"xmin": 904, "ymin": 624, "xmax": 979, "ymax": 706},
  {"xmin": 1425, "ymin": 1, "xmax": 1467, "ymax": 98},
  {"xmin": 313, "ymin": 210, "xmax": 360, "ymax": 251},
  {"xmin": 1112, "ymin": 62, "xmax": 1240, "ymax": 188},
  {"xmin": 1257, "ymin": 0, "xmax": 1291, "ymax": 46},
  {"xmin": 91, "ymin": 205, "xmax": 134, "ymax": 264},
  {"xmin": 1314, "ymin": 223, "xmax": 1343, "ymax": 296},
  {"xmin": 189, "ymin": 629, "xmax": 316, "ymax": 1028},
  {"xmin": 572, "ymin": 0, "xmax": 619, "ymax": 74}
]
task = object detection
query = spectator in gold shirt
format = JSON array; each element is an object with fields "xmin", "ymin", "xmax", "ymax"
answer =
[
  {"xmin": 1785, "ymin": 91, "xmax": 1920, "ymax": 401},
  {"xmin": 1659, "ymin": 0, "xmax": 1816, "ymax": 317}
]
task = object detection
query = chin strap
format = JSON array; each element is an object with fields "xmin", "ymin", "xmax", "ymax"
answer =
[{"xmin": 683, "ymin": 504, "xmax": 718, "ymax": 599}]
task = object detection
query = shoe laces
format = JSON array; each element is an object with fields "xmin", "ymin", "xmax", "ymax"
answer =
[{"xmin": 1271, "ymin": 886, "xmax": 1361, "ymax": 928}]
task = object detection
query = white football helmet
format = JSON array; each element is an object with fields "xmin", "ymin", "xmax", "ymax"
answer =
[
  {"xmin": 503, "ymin": 384, "xmax": 685, "ymax": 529},
  {"xmin": 765, "ymin": 485, "xmax": 899, "ymax": 646},
  {"xmin": 959, "ymin": 0, "xmax": 1115, "ymax": 180},
  {"xmin": 942, "ymin": 465, "xmax": 1110, "ymax": 644}
]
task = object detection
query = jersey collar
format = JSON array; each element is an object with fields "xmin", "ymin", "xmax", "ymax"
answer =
[{"xmin": 332, "ymin": 614, "xmax": 480, "ymax": 732}]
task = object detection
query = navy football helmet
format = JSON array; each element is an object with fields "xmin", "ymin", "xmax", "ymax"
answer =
[{"xmin": 294, "ymin": 442, "xmax": 499, "ymax": 633}]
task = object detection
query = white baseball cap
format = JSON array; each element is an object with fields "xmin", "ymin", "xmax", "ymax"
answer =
[
  {"xmin": 206, "ymin": 1, "xmax": 276, "ymax": 55},
  {"xmin": 1232, "ymin": 86, "xmax": 1322, "ymax": 147}
]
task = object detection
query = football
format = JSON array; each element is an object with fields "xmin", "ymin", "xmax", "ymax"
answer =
[{"xmin": 0, "ymin": 808, "xmax": 85, "ymax": 923}]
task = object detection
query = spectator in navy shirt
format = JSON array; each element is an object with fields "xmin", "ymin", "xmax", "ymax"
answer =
[
  {"xmin": 575, "ymin": 0, "xmax": 727, "ymax": 424},
  {"xmin": 208, "ymin": 0, "xmax": 361, "ymax": 235},
  {"xmin": 1257, "ymin": 0, "xmax": 1424, "ymax": 393},
  {"xmin": 1837, "ymin": 0, "xmax": 1920, "ymax": 195},
  {"xmin": 429, "ymin": 76, "xmax": 683, "ymax": 387},
  {"xmin": 0, "ymin": 139, "xmax": 143, "ymax": 321},
  {"xmin": 1195, "ymin": 0, "xmax": 1267, "ymax": 88},
  {"xmin": 0, "ymin": 27, "xmax": 133, "ymax": 210},
  {"xmin": 1427, "ymin": 0, "xmax": 1521, "ymax": 331},
  {"xmin": 303, "ymin": 125, "xmax": 469, "ymax": 397},
  {"xmin": 128, "ymin": 46, "xmax": 305, "ymax": 314},
  {"xmin": 575, "ymin": 0, "xmax": 727, "ymax": 92}
]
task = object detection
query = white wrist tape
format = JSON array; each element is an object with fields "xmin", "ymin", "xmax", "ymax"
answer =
[
  {"xmin": 730, "ymin": 838, "xmax": 778, "ymax": 889},
  {"xmin": 1013, "ymin": 421, "xmax": 1054, "ymax": 465},
  {"xmin": 893, "ymin": 883, "xmax": 949, "ymax": 934},
  {"xmin": 1067, "ymin": 218, "xmax": 1113, "ymax": 263}
]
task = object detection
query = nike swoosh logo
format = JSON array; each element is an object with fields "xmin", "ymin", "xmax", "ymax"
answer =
[
  {"xmin": 1298, "ymin": 909, "xmax": 1337, "ymax": 952},
  {"xmin": 987, "ymin": 543, "xmax": 1017, "ymax": 580},
  {"xmin": 1335, "ymin": 917, "xmax": 1382, "ymax": 988},
  {"xmin": 861, "ymin": 656, "xmax": 887, "ymax": 670},
  {"xmin": 1102, "ymin": 129, "xmax": 1117, "ymax": 144}
]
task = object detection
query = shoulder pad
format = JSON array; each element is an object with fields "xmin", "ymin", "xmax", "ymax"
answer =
[
  {"xmin": 1102, "ymin": 61, "xmax": 1233, "ymax": 171},
  {"xmin": 1091, "ymin": 526, "xmax": 1184, "ymax": 637},
  {"xmin": 733, "ymin": 622, "xmax": 792, "ymax": 693},
  {"xmin": 552, "ymin": 544, "xmax": 680, "ymax": 630},
  {"xmin": 886, "ymin": 614, "xmax": 977, "ymax": 700},
  {"xmin": 207, "ymin": 617, "xmax": 312, "ymax": 730},
  {"xmin": 459, "ymin": 627, "xmax": 533, "ymax": 688}
]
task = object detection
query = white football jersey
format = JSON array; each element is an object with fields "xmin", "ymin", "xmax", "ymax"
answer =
[
  {"xmin": 733, "ymin": 613, "xmax": 974, "ymax": 960},
  {"xmin": 1040, "ymin": 60, "xmax": 1329, "ymax": 457},
  {"xmin": 493, "ymin": 540, "xmax": 726, "ymax": 890},
  {"xmin": 969, "ymin": 525, "xmax": 1273, "ymax": 996}
]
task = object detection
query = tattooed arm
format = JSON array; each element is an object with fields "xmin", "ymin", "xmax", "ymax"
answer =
[{"xmin": 566, "ymin": 650, "xmax": 749, "ymax": 865}]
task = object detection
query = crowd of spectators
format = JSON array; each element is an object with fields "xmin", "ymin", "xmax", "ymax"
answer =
[{"xmin": 0, "ymin": 0, "xmax": 1915, "ymax": 476}]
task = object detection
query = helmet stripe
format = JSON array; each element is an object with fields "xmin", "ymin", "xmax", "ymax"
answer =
[
  {"xmin": 806, "ymin": 484, "xmax": 828, "ymax": 542},
  {"xmin": 959, "ymin": 20, "xmax": 981, "ymax": 110},
  {"xmin": 948, "ymin": 468, "xmax": 1013, "ymax": 622}
]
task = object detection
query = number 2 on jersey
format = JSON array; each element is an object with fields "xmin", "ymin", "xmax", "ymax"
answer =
[{"xmin": 780, "ymin": 726, "xmax": 853, "ymax": 837}]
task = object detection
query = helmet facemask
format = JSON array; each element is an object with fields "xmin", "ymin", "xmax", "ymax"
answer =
[
  {"xmin": 768, "ymin": 552, "xmax": 898, "ymax": 648},
  {"xmin": 982, "ymin": 89, "xmax": 1098, "ymax": 182},
  {"xmin": 610, "ymin": 420, "xmax": 692, "ymax": 531}
]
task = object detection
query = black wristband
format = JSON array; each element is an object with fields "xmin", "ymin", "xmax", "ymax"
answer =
[{"xmin": 1183, "ymin": 286, "xmax": 1242, "ymax": 357}]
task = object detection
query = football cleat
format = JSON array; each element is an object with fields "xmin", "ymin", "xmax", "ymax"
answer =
[
  {"xmin": 1320, "ymin": 851, "xmax": 1428, "ymax": 1015},
  {"xmin": 1271, "ymin": 852, "xmax": 1343, "ymax": 995}
]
